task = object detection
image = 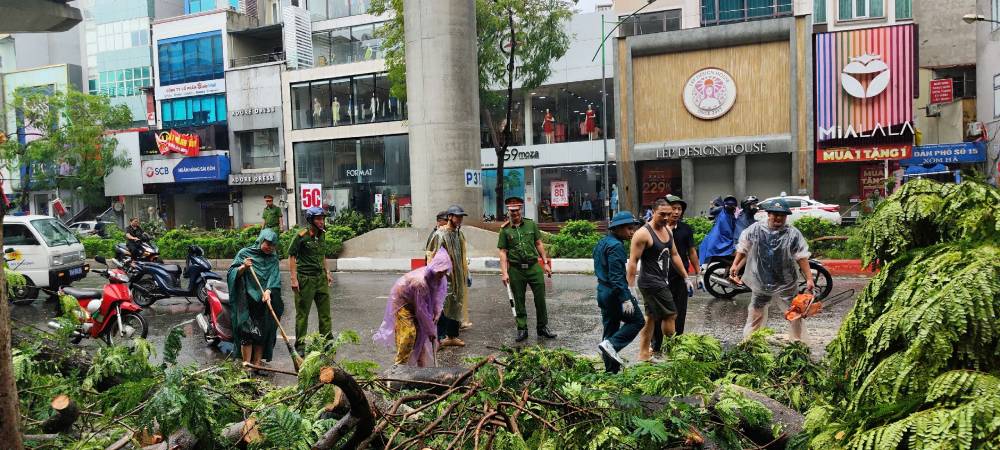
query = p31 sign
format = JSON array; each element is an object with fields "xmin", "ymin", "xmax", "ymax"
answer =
[{"xmin": 300, "ymin": 183, "xmax": 323, "ymax": 210}]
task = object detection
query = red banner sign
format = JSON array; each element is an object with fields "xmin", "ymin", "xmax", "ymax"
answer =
[
  {"xmin": 550, "ymin": 181, "xmax": 568, "ymax": 207},
  {"xmin": 929, "ymin": 78, "xmax": 953, "ymax": 104},
  {"xmin": 155, "ymin": 130, "xmax": 201, "ymax": 157},
  {"xmin": 859, "ymin": 164, "xmax": 885, "ymax": 199},
  {"xmin": 817, "ymin": 144, "xmax": 912, "ymax": 163}
]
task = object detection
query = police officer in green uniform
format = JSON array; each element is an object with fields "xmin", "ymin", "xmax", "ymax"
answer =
[
  {"xmin": 498, "ymin": 196, "xmax": 557, "ymax": 342},
  {"xmin": 289, "ymin": 206, "xmax": 333, "ymax": 350},
  {"xmin": 262, "ymin": 195, "xmax": 283, "ymax": 231}
]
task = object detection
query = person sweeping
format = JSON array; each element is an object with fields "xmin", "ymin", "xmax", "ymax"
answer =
[
  {"xmin": 373, "ymin": 247, "xmax": 452, "ymax": 367},
  {"xmin": 228, "ymin": 228, "xmax": 283, "ymax": 372}
]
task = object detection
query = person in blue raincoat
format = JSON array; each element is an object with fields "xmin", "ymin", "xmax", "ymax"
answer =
[
  {"xmin": 699, "ymin": 196, "xmax": 738, "ymax": 265},
  {"xmin": 734, "ymin": 196, "xmax": 760, "ymax": 240}
]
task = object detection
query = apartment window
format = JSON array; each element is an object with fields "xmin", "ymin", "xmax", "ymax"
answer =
[
  {"xmin": 895, "ymin": 0, "xmax": 911, "ymax": 19},
  {"xmin": 619, "ymin": 10, "xmax": 682, "ymax": 36},
  {"xmin": 96, "ymin": 67, "xmax": 151, "ymax": 97},
  {"xmin": 290, "ymin": 72, "xmax": 405, "ymax": 129},
  {"xmin": 161, "ymin": 94, "xmax": 226, "ymax": 127},
  {"xmin": 815, "ymin": 0, "xmax": 826, "ymax": 23},
  {"xmin": 701, "ymin": 0, "xmax": 793, "ymax": 26},
  {"xmin": 306, "ymin": 0, "xmax": 366, "ymax": 21},
  {"xmin": 994, "ymin": 74, "xmax": 1000, "ymax": 118},
  {"xmin": 186, "ymin": 0, "xmax": 239, "ymax": 13},
  {"xmin": 158, "ymin": 32, "xmax": 224, "ymax": 86},
  {"xmin": 238, "ymin": 129, "xmax": 280, "ymax": 169},
  {"xmin": 312, "ymin": 22, "xmax": 385, "ymax": 66},
  {"xmin": 935, "ymin": 67, "xmax": 976, "ymax": 99},
  {"xmin": 96, "ymin": 18, "xmax": 149, "ymax": 52},
  {"xmin": 837, "ymin": 0, "xmax": 883, "ymax": 20}
]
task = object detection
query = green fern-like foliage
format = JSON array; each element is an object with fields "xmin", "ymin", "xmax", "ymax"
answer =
[
  {"xmin": 84, "ymin": 338, "xmax": 155, "ymax": 390},
  {"xmin": 161, "ymin": 326, "xmax": 184, "ymax": 367},
  {"xmin": 802, "ymin": 179, "xmax": 1000, "ymax": 448},
  {"xmin": 251, "ymin": 405, "xmax": 335, "ymax": 450},
  {"xmin": 4, "ymin": 266, "xmax": 25, "ymax": 297}
]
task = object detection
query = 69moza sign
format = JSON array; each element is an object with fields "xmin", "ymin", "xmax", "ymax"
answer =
[{"xmin": 300, "ymin": 183, "xmax": 323, "ymax": 210}]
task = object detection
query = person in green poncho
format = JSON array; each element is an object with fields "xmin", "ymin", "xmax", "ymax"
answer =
[{"xmin": 228, "ymin": 228, "xmax": 284, "ymax": 367}]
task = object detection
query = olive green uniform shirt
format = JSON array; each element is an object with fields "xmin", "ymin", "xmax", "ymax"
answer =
[
  {"xmin": 288, "ymin": 229, "xmax": 326, "ymax": 276},
  {"xmin": 262, "ymin": 205, "xmax": 282, "ymax": 229},
  {"xmin": 497, "ymin": 219, "xmax": 541, "ymax": 264}
]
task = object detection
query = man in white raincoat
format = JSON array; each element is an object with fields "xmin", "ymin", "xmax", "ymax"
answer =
[{"xmin": 729, "ymin": 199, "xmax": 814, "ymax": 341}]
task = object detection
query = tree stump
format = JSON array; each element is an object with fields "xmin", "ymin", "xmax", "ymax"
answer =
[{"xmin": 41, "ymin": 394, "xmax": 79, "ymax": 434}]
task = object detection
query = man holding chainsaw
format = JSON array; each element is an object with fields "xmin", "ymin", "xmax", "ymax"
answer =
[
  {"xmin": 498, "ymin": 196, "xmax": 556, "ymax": 343},
  {"xmin": 593, "ymin": 212, "xmax": 644, "ymax": 373},
  {"xmin": 729, "ymin": 199, "xmax": 813, "ymax": 342},
  {"xmin": 290, "ymin": 206, "xmax": 334, "ymax": 352}
]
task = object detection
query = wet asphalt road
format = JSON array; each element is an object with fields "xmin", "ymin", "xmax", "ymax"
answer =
[{"xmin": 10, "ymin": 272, "xmax": 869, "ymax": 385}]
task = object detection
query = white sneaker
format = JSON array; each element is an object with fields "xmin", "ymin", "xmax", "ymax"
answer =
[{"xmin": 598, "ymin": 340, "xmax": 624, "ymax": 366}]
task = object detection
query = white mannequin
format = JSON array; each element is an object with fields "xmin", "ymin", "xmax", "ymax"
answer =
[
  {"xmin": 370, "ymin": 94, "xmax": 377, "ymax": 123},
  {"xmin": 332, "ymin": 96, "xmax": 341, "ymax": 125},
  {"xmin": 312, "ymin": 98, "xmax": 324, "ymax": 125}
]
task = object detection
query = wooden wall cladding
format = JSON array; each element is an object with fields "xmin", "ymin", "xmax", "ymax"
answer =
[{"xmin": 632, "ymin": 41, "xmax": 791, "ymax": 143}]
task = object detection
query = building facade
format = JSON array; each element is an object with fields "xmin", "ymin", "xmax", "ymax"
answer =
[
  {"xmin": 975, "ymin": 0, "xmax": 1000, "ymax": 184},
  {"xmin": 282, "ymin": 0, "xmax": 411, "ymax": 226},
  {"xmin": 614, "ymin": 1, "xmax": 814, "ymax": 216}
]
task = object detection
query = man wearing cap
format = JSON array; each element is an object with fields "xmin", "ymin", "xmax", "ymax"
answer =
[
  {"xmin": 730, "ymin": 199, "xmax": 814, "ymax": 341},
  {"xmin": 424, "ymin": 211, "xmax": 449, "ymax": 260},
  {"xmin": 498, "ymin": 196, "xmax": 556, "ymax": 342},
  {"xmin": 290, "ymin": 206, "xmax": 334, "ymax": 350},
  {"xmin": 651, "ymin": 195, "xmax": 701, "ymax": 354},
  {"xmin": 426, "ymin": 205, "xmax": 471, "ymax": 347},
  {"xmin": 262, "ymin": 195, "xmax": 283, "ymax": 231},
  {"xmin": 593, "ymin": 211, "xmax": 645, "ymax": 373}
]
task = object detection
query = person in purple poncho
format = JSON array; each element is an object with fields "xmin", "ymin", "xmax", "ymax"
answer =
[{"xmin": 373, "ymin": 247, "xmax": 453, "ymax": 366}]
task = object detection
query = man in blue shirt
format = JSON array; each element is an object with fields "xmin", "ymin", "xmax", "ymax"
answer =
[{"xmin": 593, "ymin": 211, "xmax": 645, "ymax": 373}]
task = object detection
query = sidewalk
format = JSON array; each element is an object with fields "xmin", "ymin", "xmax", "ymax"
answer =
[{"xmin": 94, "ymin": 258, "xmax": 873, "ymax": 277}]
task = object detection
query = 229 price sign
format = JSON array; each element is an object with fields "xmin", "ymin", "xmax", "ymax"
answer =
[{"xmin": 300, "ymin": 183, "xmax": 323, "ymax": 210}]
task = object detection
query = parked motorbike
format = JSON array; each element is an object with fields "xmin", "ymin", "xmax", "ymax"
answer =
[
  {"xmin": 48, "ymin": 255, "xmax": 148, "ymax": 346},
  {"xmin": 115, "ymin": 233, "xmax": 162, "ymax": 264},
  {"xmin": 195, "ymin": 279, "xmax": 235, "ymax": 354},
  {"xmin": 702, "ymin": 254, "xmax": 833, "ymax": 300},
  {"xmin": 128, "ymin": 245, "xmax": 222, "ymax": 307}
]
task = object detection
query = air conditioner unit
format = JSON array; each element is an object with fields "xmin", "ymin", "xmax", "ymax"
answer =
[
  {"xmin": 925, "ymin": 103, "xmax": 941, "ymax": 117},
  {"xmin": 967, "ymin": 121, "xmax": 984, "ymax": 138}
]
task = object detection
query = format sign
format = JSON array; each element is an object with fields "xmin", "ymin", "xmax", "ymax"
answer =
[
  {"xmin": 228, "ymin": 171, "xmax": 280, "ymax": 186},
  {"xmin": 817, "ymin": 144, "xmax": 912, "ymax": 163},
  {"xmin": 300, "ymin": 183, "xmax": 323, "ymax": 210}
]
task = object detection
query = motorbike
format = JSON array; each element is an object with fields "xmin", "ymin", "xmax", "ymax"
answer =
[
  {"xmin": 195, "ymin": 278, "xmax": 235, "ymax": 355},
  {"xmin": 127, "ymin": 245, "xmax": 222, "ymax": 307},
  {"xmin": 48, "ymin": 255, "xmax": 148, "ymax": 346},
  {"xmin": 115, "ymin": 232, "xmax": 162, "ymax": 264},
  {"xmin": 702, "ymin": 254, "xmax": 833, "ymax": 300}
]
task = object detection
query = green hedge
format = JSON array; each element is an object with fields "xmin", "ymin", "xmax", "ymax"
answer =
[
  {"xmin": 544, "ymin": 220, "xmax": 603, "ymax": 259},
  {"xmin": 83, "ymin": 224, "xmax": 356, "ymax": 260}
]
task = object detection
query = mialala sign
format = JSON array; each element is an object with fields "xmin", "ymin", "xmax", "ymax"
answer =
[{"xmin": 818, "ymin": 121, "xmax": 914, "ymax": 141}]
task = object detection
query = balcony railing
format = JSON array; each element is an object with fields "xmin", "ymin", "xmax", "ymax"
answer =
[{"xmin": 230, "ymin": 51, "xmax": 286, "ymax": 69}]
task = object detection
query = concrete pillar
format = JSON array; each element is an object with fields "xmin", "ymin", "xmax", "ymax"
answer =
[
  {"xmin": 681, "ymin": 159, "xmax": 694, "ymax": 204},
  {"xmin": 734, "ymin": 155, "xmax": 746, "ymax": 200},
  {"xmin": 404, "ymin": 0, "xmax": 482, "ymax": 229}
]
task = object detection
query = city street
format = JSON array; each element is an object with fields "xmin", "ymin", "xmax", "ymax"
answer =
[{"xmin": 9, "ymin": 270, "xmax": 869, "ymax": 385}]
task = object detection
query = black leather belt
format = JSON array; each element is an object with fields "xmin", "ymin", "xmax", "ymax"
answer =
[{"xmin": 513, "ymin": 260, "xmax": 536, "ymax": 269}]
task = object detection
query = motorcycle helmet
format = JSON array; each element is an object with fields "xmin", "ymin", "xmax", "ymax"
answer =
[
  {"xmin": 305, "ymin": 206, "xmax": 329, "ymax": 228},
  {"xmin": 742, "ymin": 195, "xmax": 759, "ymax": 211}
]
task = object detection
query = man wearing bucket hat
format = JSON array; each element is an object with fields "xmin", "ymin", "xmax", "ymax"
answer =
[
  {"xmin": 593, "ymin": 211, "xmax": 645, "ymax": 373},
  {"xmin": 426, "ymin": 205, "xmax": 471, "ymax": 347},
  {"xmin": 498, "ymin": 196, "xmax": 556, "ymax": 342},
  {"xmin": 730, "ymin": 199, "xmax": 814, "ymax": 342}
]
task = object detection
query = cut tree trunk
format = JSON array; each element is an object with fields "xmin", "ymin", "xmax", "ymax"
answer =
[
  {"xmin": 311, "ymin": 365, "xmax": 373, "ymax": 450},
  {"xmin": 221, "ymin": 417, "xmax": 261, "ymax": 445},
  {"xmin": 140, "ymin": 428, "xmax": 197, "ymax": 450},
  {"xmin": 0, "ymin": 216, "xmax": 25, "ymax": 449},
  {"xmin": 381, "ymin": 366, "xmax": 470, "ymax": 394},
  {"xmin": 41, "ymin": 394, "xmax": 79, "ymax": 434},
  {"xmin": 707, "ymin": 385, "xmax": 804, "ymax": 449}
]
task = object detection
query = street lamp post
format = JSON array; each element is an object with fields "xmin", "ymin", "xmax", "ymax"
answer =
[{"xmin": 595, "ymin": 1, "xmax": 659, "ymax": 228}]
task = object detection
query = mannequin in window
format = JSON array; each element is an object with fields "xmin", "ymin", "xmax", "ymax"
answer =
[
  {"xmin": 332, "ymin": 96, "xmax": 341, "ymax": 125},
  {"xmin": 542, "ymin": 109, "xmax": 555, "ymax": 144},
  {"xmin": 370, "ymin": 94, "xmax": 377, "ymax": 123},
  {"xmin": 611, "ymin": 184, "xmax": 619, "ymax": 215},
  {"xmin": 312, "ymin": 98, "xmax": 324, "ymax": 125},
  {"xmin": 585, "ymin": 104, "xmax": 597, "ymax": 140}
]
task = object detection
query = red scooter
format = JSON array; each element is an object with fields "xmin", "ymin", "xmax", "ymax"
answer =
[
  {"xmin": 195, "ymin": 279, "xmax": 234, "ymax": 354},
  {"xmin": 49, "ymin": 255, "xmax": 148, "ymax": 346}
]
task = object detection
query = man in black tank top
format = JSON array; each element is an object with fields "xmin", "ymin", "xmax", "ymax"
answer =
[{"xmin": 627, "ymin": 199, "xmax": 690, "ymax": 362}]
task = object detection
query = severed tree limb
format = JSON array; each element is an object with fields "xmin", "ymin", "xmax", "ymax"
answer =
[
  {"xmin": 311, "ymin": 365, "xmax": 374, "ymax": 450},
  {"xmin": 312, "ymin": 414, "xmax": 360, "ymax": 450},
  {"xmin": 41, "ymin": 394, "xmax": 79, "ymax": 434},
  {"xmin": 104, "ymin": 433, "xmax": 134, "ymax": 450},
  {"xmin": 140, "ymin": 428, "xmax": 197, "ymax": 450}
]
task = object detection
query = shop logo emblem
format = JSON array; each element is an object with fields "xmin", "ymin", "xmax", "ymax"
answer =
[
  {"xmin": 683, "ymin": 68, "xmax": 737, "ymax": 120},
  {"xmin": 841, "ymin": 53, "xmax": 890, "ymax": 99}
]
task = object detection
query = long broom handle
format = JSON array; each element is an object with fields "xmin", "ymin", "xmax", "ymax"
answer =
[{"xmin": 249, "ymin": 265, "xmax": 303, "ymax": 371}]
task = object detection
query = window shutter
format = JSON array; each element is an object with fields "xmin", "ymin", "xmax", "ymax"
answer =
[
  {"xmin": 838, "ymin": 0, "xmax": 852, "ymax": 20},
  {"xmin": 283, "ymin": 4, "xmax": 314, "ymax": 70}
]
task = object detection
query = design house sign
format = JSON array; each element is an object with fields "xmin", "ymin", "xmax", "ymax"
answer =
[
  {"xmin": 656, "ymin": 142, "xmax": 768, "ymax": 159},
  {"xmin": 683, "ymin": 68, "xmax": 737, "ymax": 120}
]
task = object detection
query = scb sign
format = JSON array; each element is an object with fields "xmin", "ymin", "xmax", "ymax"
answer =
[{"xmin": 300, "ymin": 184, "xmax": 323, "ymax": 210}]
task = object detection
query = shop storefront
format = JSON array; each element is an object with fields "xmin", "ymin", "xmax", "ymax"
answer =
[
  {"xmin": 813, "ymin": 25, "xmax": 916, "ymax": 208},
  {"xmin": 481, "ymin": 139, "xmax": 615, "ymax": 223},
  {"xmin": 226, "ymin": 62, "xmax": 286, "ymax": 227},
  {"xmin": 292, "ymin": 134, "xmax": 410, "ymax": 223},
  {"xmin": 139, "ymin": 127, "xmax": 232, "ymax": 229},
  {"xmin": 615, "ymin": 17, "xmax": 813, "ymax": 216}
]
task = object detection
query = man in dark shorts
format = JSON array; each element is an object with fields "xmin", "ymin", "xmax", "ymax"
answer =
[
  {"xmin": 627, "ymin": 198, "xmax": 690, "ymax": 362},
  {"xmin": 651, "ymin": 195, "xmax": 702, "ymax": 355}
]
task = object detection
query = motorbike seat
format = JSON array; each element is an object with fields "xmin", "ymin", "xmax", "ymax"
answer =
[
  {"xmin": 63, "ymin": 287, "xmax": 102, "ymax": 300},
  {"xmin": 161, "ymin": 264, "xmax": 182, "ymax": 274}
]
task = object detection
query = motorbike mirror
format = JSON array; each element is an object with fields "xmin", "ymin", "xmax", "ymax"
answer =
[
  {"xmin": 4, "ymin": 248, "xmax": 14, "ymax": 254},
  {"xmin": 94, "ymin": 255, "xmax": 106, "ymax": 265}
]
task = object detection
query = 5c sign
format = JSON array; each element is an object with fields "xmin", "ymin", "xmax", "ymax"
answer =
[{"xmin": 300, "ymin": 184, "xmax": 323, "ymax": 210}]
